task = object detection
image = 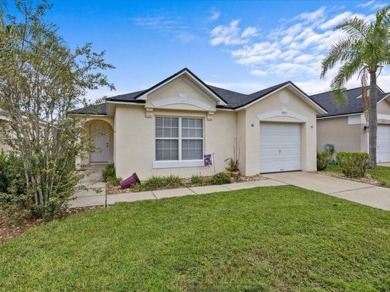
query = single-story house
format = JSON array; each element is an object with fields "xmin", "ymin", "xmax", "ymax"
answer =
[
  {"xmin": 72, "ymin": 68, "xmax": 326, "ymax": 179},
  {"xmin": 310, "ymin": 86, "xmax": 390, "ymax": 162}
]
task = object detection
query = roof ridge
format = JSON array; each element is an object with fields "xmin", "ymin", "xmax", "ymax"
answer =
[
  {"xmin": 249, "ymin": 81, "xmax": 291, "ymax": 96},
  {"xmin": 310, "ymin": 85, "xmax": 388, "ymax": 97},
  {"xmin": 206, "ymin": 84, "xmax": 248, "ymax": 96}
]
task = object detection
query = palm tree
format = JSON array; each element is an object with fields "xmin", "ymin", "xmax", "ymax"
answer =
[{"xmin": 320, "ymin": 5, "xmax": 390, "ymax": 168}]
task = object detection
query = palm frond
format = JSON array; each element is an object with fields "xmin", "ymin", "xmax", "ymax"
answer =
[
  {"xmin": 330, "ymin": 56, "xmax": 363, "ymax": 107},
  {"xmin": 375, "ymin": 4, "xmax": 390, "ymax": 26},
  {"xmin": 336, "ymin": 17, "xmax": 369, "ymax": 40},
  {"xmin": 320, "ymin": 38, "xmax": 361, "ymax": 78}
]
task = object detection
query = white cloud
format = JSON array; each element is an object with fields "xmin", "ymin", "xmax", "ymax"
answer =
[
  {"xmin": 231, "ymin": 42, "xmax": 281, "ymax": 65},
  {"xmin": 210, "ymin": 19, "xmax": 258, "ymax": 46},
  {"xmin": 208, "ymin": 5, "xmax": 388, "ymax": 95},
  {"xmin": 133, "ymin": 15, "xmax": 196, "ymax": 44},
  {"xmin": 295, "ymin": 6, "xmax": 327, "ymax": 26},
  {"xmin": 209, "ymin": 10, "xmax": 221, "ymax": 21},
  {"xmin": 358, "ymin": 0, "xmax": 387, "ymax": 10},
  {"xmin": 241, "ymin": 27, "xmax": 258, "ymax": 38},
  {"xmin": 357, "ymin": 0, "xmax": 375, "ymax": 8},
  {"xmin": 319, "ymin": 11, "xmax": 352, "ymax": 30},
  {"xmin": 294, "ymin": 54, "xmax": 315, "ymax": 63},
  {"xmin": 250, "ymin": 69, "xmax": 268, "ymax": 77}
]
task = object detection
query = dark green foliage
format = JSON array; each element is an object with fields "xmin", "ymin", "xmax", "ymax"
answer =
[
  {"xmin": 0, "ymin": 151, "xmax": 25, "ymax": 195},
  {"xmin": 0, "ymin": 151, "xmax": 31, "ymax": 217},
  {"xmin": 317, "ymin": 151, "xmax": 329, "ymax": 171},
  {"xmin": 327, "ymin": 164, "xmax": 390, "ymax": 187},
  {"xmin": 102, "ymin": 164, "xmax": 115, "ymax": 182},
  {"xmin": 102, "ymin": 164, "xmax": 121, "ymax": 185},
  {"xmin": 133, "ymin": 175, "xmax": 182, "ymax": 191},
  {"xmin": 210, "ymin": 172, "xmax": 231, "ymax": 185},
  {"xmin": 337, "ymin": 152, "xmax": 370, "ymax": 178}
]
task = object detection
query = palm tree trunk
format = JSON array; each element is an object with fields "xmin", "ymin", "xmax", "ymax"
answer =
[{"xmin": 369, "ymin": 70, "xmax": 378, "ymax": 168}]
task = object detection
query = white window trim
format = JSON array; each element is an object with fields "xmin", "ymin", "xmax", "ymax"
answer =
[
  {"xmin": 154, "ymin": 116, "xmax": 204, "ymax": 168},
  {"xmin": 153, "ymin": 160, "xmax": 204, "ymax": 169}
]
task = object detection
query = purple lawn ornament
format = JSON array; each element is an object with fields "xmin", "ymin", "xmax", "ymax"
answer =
[{"xmin": 120, "ymin": 173, "xmax": 140, "ymax": 189}]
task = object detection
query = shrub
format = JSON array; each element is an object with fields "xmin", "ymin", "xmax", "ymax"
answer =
[
  {"xmin": 191, "ymin": 175, "xmax": 205, "ymax": 186},
  {"xmin": 210, "ymin": 172, "xmax": 231, "ymax": 185},
  {"xmin": 0, "ymin": 151, "xmax": 26, "ymax": 195},
  {"xmin": 336, "ymin": 152, "xmax": 370, "ymax": 178},
  {"xmin": 134, "ymin": 175, "xmax": 182, "ymax": 191},
  {"xmin": 317, "ymin": 151, "xmax": 329, "ymax": 171},
  {"xmin": 0, "ymin": 151, "xmax": 30, "ymax": 218},
  {"xmin": 102, "ymin": 164, "xmax": 116, "ymax": 182}
]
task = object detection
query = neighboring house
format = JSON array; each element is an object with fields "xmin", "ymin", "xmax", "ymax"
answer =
[
  {"xmin": 0, "ymin": 110, "xmax": 10, "ymax": 153},
  {"xmin": 72, "ymin": 68, "xmax": 326, "ymax": 179},
  {"xmin": 310, "ymin": 86, "xmax": 390, "ymax": 163}
]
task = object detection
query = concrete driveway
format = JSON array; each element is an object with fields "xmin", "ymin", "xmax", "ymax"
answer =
[{"xmin": 263, "ymin": 172, "xmax": 390, "ymax": 211}]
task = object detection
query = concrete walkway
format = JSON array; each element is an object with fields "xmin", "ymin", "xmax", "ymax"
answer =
[
  {"xmin": 70, "ymin": 166, "xmax": 390, "ymax": 211},
  {"xmin": 70, "ymin": 165, "xmax": 107, "ymax": 208},
  {"xmin": 263, "ymin": 172, "xmax": 390, "ymax": 211},
  {"xmin": 69, "ymin": 179, "xmax": 287, "ymax": 208}
]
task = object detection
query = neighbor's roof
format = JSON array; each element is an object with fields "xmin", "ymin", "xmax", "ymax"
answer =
[
  {"xmin": 70, "ymin": 103, "xmax": 107, "ymax": 115},
  {"xmin": 73, "ymin": 68, "xmax": 325, "ymax": 114},
  {"xmin": 310, "ymin": 86, "xmax": 389, "ymax": 118}
]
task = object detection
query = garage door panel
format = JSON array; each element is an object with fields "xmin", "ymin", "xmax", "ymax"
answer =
[
  {"xmin": 260, "ymin": 123, "xmax": 302, "ymax": 173},
  {"xmin": 377, "ymin": 125, "xmax": 390, "ymax": 162}
]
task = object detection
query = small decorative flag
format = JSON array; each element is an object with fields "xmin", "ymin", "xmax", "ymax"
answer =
[{"xmin": 204, "ymin": 154, "xmax": 212, "ymax": 167}]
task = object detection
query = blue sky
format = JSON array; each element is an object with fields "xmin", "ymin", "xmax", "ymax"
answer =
[{"xmin": 8, "ymin": 0, "xmax": 390, "ymax": 100}]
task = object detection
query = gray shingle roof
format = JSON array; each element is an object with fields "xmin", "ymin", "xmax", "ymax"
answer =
[
  {"xmin": 209, "ymin": 82, "xmax": 293, "ymax": 109},
  {"xmin": 70, "ymin": 103, "xmax": 107, "ymax": 115},
  {"xmin": 73, "ymin": 68, "xmax": 324, "ymax": 114},
  {"xmin": 106, "ymin": 90, "xmax": 146, "ymax": 103},
  {"xmin": 310, "ymin": 86, "xmax": 389, "ymax": 118},
  {"xmin": 103, "ymin": 81, "xmax": 293, "ymax": 110}
]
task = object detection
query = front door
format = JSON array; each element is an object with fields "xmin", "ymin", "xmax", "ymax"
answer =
[{"xmin": 90, "ymin": 123, "xmax": 109, "ymax": 163}]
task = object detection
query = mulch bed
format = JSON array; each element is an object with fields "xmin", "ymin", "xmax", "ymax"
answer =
[
  {"xmin": 0, "ymin": 213, "xmax": 37, "ymax": 244},
  {"xmin": 319, "ymin": 171, "xmax": 385, "ymax": 186},
  {"xmin": 0, "ymin": 206, "xmax": 101, "ymax": 244},
  {"xmin": 106, "ymin": 174, "xmax": 267, "ymax": 195}
]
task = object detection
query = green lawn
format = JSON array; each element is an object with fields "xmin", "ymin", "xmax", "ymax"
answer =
[
  {"xmin": 327, "ymin": 164, "xmax": 390, "ymax": 187},
  {"xmin": 1, "ymin": 186, "xmax": 389, "ymax": 291}
]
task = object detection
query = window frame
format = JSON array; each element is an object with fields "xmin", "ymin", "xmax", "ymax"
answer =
[{"xmin": 154, "ymin": 116, "xmax": 204, "ymax": 168}]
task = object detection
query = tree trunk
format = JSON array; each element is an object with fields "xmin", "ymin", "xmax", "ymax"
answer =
[{"xmin": 369, "ymin": 71, "xmax": 378, "ymax": 168}]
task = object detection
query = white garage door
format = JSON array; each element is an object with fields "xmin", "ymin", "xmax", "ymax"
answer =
[
  {"xmin": 377, "ymin": 125, "xmax": 390, "ymax": 163},
  {"xmin": 260, "ymin": 123, "xmax": 301, "ymax": 173}
]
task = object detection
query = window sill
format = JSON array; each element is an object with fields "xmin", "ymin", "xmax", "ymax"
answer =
[{"xmin": 153, "ymin": 160, "xmax": 204, "ymax": 169}]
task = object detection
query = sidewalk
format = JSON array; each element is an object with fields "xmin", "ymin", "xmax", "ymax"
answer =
[
  {"xmin": 69, "ymin": 179, "xmax": 287, "ymax": 208},
  {"xmin": 264, "ymin": 172, "xmax": 390, "ymax": 211}
]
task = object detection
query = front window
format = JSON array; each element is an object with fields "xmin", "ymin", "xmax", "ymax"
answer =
[{"xmin": 155, "ymin": 117, "xmax": 203, "ymax": 161}]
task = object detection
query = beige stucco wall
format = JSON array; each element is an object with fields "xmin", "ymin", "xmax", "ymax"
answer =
[
  {"xmin": 236, "ymin": 110, "xmax": 246, "ymax": 175},
  {"xmin": 114, "ymin": 105, "xmax": 236, "ymax": 179},
  {"xmin": 0, "ymin": 120, "xmax": 10, "ymax": 153},
  {"xmin": 238, "ymin": 88, "xmax": 318, "ymax": 175},
  {"xmin": 146, "ymin": 77, "xmax": 217, "ymax": 112},
  {"xmin": 317, "ymin": 116, "xmax": 363, "ymax": 153},
  {"xmin": 378, "ymin": 98, "xmax": 390, "ymax": 115},
  {"xmin": 378, "ymin": 98, "xmax": 390, "ymax": 126}
]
